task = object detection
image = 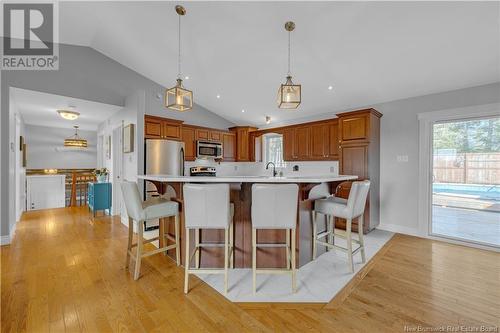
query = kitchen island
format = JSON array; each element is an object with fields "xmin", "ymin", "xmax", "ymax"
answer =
[{"xmin": 137, "ymin": 174, "xmax": 357, "ymax": 268}]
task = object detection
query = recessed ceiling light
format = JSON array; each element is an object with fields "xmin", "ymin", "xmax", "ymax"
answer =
[
  {"xmin": 216, "ymin": 94, "xmax": 221, "ymax": 99},
  {"xmin": 241, "ymin": 109, "xmax": 245, "ymax": 113},
  {"xmin": 185, "ymin": 76, "xmax": 189, "ymax": 80},
  {"xmin": 265, "ymin": 116, "xmax": 271, "ymax": 124},
  {"xmin": 57, "ymin": 110, "xmax": 80, "ymax": 120},
  {"xmin": 328, "ymin": 86, "xmax": 333, "ymax": 90}
]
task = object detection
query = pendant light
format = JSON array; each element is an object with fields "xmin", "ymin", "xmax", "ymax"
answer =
[
  {"xmin": 64, "ymin": 125, "xmax": 87, "ymax": 148},
  {"xmin": 277, "ymin": 21, "xmax": 301, "ymax": 109},
  {"xmin": 165, "ymin": 5, "xmax": 193, "ymax": 112}
]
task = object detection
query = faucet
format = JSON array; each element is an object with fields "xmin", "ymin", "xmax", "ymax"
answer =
[{"xmin": 266, "ymin": 162, "xmax": 277, "ymax": 177}]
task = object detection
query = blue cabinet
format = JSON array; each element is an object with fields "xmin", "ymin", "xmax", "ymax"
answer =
[{"xmin": 87, "ymin": 182, "xmax": 112, "ymax": 217}]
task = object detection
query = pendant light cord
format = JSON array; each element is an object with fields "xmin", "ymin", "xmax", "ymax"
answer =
[
  {"xmin": 287, "ymin": 30, "xmax": 291, "ymax": 76},
  {"xmin": 177, "ymin": 13, "xmax": 182, "ymax": 79}
]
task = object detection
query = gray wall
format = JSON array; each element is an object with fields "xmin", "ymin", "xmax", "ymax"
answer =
[
  {"xmin": 1, "ymin": 42, "xmax": 234, "ymax": 237},
  {"xmin": 25, "ymin": 125, "xmax": 97, "ymax": 169},
  {"xmin": 374, "ymin": 82, "xmax": 500, "ymax": 234}
]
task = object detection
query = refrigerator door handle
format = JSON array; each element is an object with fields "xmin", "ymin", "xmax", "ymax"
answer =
[{"xmin": 180, "ymin": 147, "xmax": 185, "ymax": 176}]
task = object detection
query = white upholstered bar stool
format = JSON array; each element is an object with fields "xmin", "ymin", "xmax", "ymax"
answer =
[
  {"xmin": 312, "ymin": 180, "xmax": 370, "ymax": 273},
  {"xmin": 120, "ymin": 181, "xmax": 180, "ymax": 280},
  {"xmin": 183, "ymin": 184, "xmax": 234, "ymax": 295},
  {"xmin": 251, "ymin": 184, "xmax": 299, "ymax": 294}
]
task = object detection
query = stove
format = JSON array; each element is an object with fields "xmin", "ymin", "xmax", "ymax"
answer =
[{"xmin": 190, "ymin": 166, "xmax": 216, "ymax": 177}]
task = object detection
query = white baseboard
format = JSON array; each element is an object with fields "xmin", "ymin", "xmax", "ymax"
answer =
[
  {"xmin": 0, "ymin": 235, "xmax": 11, "ymax": 245},
  {"xmin": 0, "ymin": 220, "xmax": 18, "ymax": 246},
  {"xmin": 377, "ymin": 223, "xmax": 421, "ymax": 237}
]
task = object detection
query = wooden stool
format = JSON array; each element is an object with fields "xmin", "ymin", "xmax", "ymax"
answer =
[
  {"xmin": 183, "ymin": 184, "xmax": 234, "ymax": 295},
  {"xmin": 251, "ymin": 183, "xmax": 299, "ymax": 294},
  {"xmin": 120, "ymin": 181, "xmax": 180, "ymax": 280},
  {"xmin": 312, "ymin": 180, "xmax": 370, "ymax": 273}
]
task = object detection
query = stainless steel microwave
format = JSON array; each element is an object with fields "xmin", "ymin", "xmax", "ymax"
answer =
[{"xmin": 197, "ymin": 141, "xmax": 223, "ymax": 159}]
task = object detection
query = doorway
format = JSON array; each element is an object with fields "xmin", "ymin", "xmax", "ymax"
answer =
[
  {"xmin": 431, "ymin": 116, "xmax": 499, "ymax": 247},
  {"xmin": 112, "ymin": 126, "xmax": 123, "ymax": 216}
]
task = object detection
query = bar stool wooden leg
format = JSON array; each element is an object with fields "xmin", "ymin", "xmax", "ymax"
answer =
[
  {"xmin": 358, "ymin": 214, "xmax": 366, "ymax": 263},
  {"xmin": 252, "ymin": 228, "xmax": 257, "ymax": 295},
  {"xmin": 125, "ymin": 217, "xmax": 133, "ymax": 268},
  {"xmin": 184, "ymin": 228, "xmax": 190, "ymax": 294},
  {"xmin": 312, "ymin": 212, "xmax": 317, "ymax": 260},
  {"xmin": 229, "ymin": 220, "xmax": 234, "ymax": 269},
  {"xmin": 224, "ymin": 228, "xmax": 229, "ymax": 295},
  {"xmin": 174, "ymin": 214, "xmax": 180, "ymax": 266},
  {"xmin": 329, "ymin": 215, "xmax": 335, "ymax": 247},
  {"xmin": 346, "ymin": 218, "xmax": 354, "ymax": 273},
  {"xmin": 134, "ymin": 221, "xmax": 144, "ymax": 280},
  {"xmin": 291, "ymin": 228, "xmax": 297, "ymax": 293},
  {"xmin": 285, "ymin": 229, "xmax": 291, "ymax": 269},
  {"xmin": 195, "ymin": 229, "xmax": 200, "ymax": 269}
]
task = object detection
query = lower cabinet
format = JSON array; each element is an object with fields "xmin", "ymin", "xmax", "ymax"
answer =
[{"xmin": 88, "ymin": 182, "xmax": 112, "ymax": 217}]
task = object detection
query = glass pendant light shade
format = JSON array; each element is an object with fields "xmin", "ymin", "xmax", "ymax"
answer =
[
  {"xmin": 277, "ymin": 75, "xmax": 301, "ymax": 109},
  {"xmin": 165, "ymin": 78, "xmax": 193, "ymax": 111}
]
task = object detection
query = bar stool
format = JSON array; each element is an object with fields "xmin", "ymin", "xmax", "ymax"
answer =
[
  {"xmin": 120, "ymin": 181, "xmax": 180, "ymax": 280},
  {"xmin": 183, "ymin": 184, "xmax": 234, "ymax": 295},
  {"xmin": 251, "ymin": 184, "xmax": 299, "ymax": 294},
  {"xmin": 312, "ymin": 180, "xmax": 370, "ymax": 273}
]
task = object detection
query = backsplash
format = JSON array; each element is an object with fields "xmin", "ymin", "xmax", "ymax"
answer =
[{"xmin": 185, "ymin": 159, "xmax": 339, "ymax": 177}]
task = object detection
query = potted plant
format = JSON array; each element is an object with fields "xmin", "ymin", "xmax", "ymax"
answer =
[{"xmin": 93, "ymin": 168, "xmax": 109, "ymax": 183}]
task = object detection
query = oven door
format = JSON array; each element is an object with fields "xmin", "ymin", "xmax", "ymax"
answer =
[{"xmin": 197, "ymin": 141, "xmax": 223, "ymax": 159}]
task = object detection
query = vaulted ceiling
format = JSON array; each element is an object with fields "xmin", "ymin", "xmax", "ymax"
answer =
[{"xmin": 59, "ymin": 1, "xmax": 499, "ymax": 126}]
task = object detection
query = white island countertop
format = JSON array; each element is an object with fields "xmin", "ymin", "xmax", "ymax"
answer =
[{"xmin": 137, "ymin": 174, "xmax": 358, "ymax": 183}]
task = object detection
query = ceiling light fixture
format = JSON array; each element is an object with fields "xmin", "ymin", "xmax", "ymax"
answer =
[
  {"xmin": 165, "ymin": 5, "xmax": 193, "ymax": 112},
  {"xmin": 185, "ymin": 76, "xmax": 189, "ymax": 80},
  {"xmin": 266, "ymin": 116, "xmax": 271, "ymax": 124},
  {"xmin": 241, "ymin": 109, "xmax": 245, "ymax": 113},
  {"xmin": 277, "ymin": 21, "xmax": 301, "ymax": 109},
  {"xmin": 328, "ymin": 86, "xmax": 333, "ymax": 90},
  {"xmin": 216, "ymin": 94, "xmax": 221, "ymax": 99},
  {"xmin": 64, "ymin": 125, "xmax": 87, "ymax": 148},
  {"xmin": 57, "ymin": 109, "xmax": 80, "ymax": 121}
]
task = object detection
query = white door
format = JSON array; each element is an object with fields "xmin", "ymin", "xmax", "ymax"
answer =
[
  {"xmin": 112, "ymin": 126, "xmax": 123, "ymax": 215},
  {"xmin": 27, "ymin": 175, "xmax": 65, "ymax": 210}
]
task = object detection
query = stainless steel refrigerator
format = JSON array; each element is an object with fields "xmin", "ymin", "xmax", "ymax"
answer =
[
  {"xmin": 143, "ymin": 139, "xmax": 184, "ymax": 231},
  {"xmin": 144, "ymin": 139, "xmax": 185, "ymax": 198}
]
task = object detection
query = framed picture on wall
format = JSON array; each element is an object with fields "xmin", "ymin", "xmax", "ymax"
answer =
[
  {"xmin": 106, "ymin": 135, "xmax": 111, "ymax": 159},
  {"xmin": 22, "ymin": 144, "xmax": 27, "ymax": 167},
  {"xmin": 123, "ymin": 124, "xmax": 134, "ymax": 153}
]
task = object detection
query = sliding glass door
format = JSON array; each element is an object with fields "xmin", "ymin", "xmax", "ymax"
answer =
[{"xmin": 431, "ymin": 116, "xmax": 499, "ymax": 247}]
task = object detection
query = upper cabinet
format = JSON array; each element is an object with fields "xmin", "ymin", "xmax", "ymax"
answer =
[
  {"xmin": 329, "ymin": 120, "xmax": 339, "ymax": 159},
  {"xmin": 182, "ymin": 126, "xmax": 197, "ymax": 161},
  {"xmin": 145, "ymin": 115, "xmax": 182, "ymax": 140},
  {"xmin": 311, "ymin": 123, "xmax": 330, "ymax": 160},
  {"xmin": 222, "ymin": 132, "xmax": 236, "ymax": 161},
  {"xmin": 229, "ymin": 126, "xmax": 257, "ymax": 162},
  {"xmin": 337, "ymin": 109, "xmax": 381, "ymax": 143}
]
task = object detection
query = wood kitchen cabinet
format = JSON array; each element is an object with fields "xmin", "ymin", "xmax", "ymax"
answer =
[
  {"xmin": 195, "ymin": 128, "xmax": 210, "ymax": 141},
  {"xmin": 336, "ymin": 108, "xmax": 382, "ymax": 233},
  {"xmin": 210, "ymin": 131, "xmax": 222, "ymax": 142},
  {"xmin": 222, "ymin": 132, "xmax": 236, "ymax": 161},
  {"xmin": 145, "ymin": 115, "xmax": 182, "ymax": 140},
  {"xmin": 311, "ymin": 123, "xmax": 330, "ymax": 159},
  {"xmin": 181, "ymin": 126, "xmax": 196, "ymax": 161},
  {"xmin": 229, "ymin": 126, "xmax": 257, "ymax": 162},
  {"xmin": 329, "ymin": 120, "xmax": 339, "ymax": 159},
  {"xmin": 283, "ymin": 127, "xmax": 297, "ymax": 160}
]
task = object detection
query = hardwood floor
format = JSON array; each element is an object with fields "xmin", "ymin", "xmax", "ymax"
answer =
[{"xmin": 2, "ymin": 207, "xmax": 499, "ymax": 332}]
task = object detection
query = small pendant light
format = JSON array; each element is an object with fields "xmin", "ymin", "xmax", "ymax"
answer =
[
  {"xmin": 165, "ymin": 5, "xmax": 193, "ymax": 112},
  {"xmin": 277, "ymin": 21, "xmax": 301, "ymax": 109}
]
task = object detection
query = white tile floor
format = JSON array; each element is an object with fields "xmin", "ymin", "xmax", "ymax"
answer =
[
  {"xmin": 432, "ymin": 206, "xmax": 500, "ymax": 247},
  {"xmin": 194, "ymin": 229, "xmax": 394, "ymax": 303}
]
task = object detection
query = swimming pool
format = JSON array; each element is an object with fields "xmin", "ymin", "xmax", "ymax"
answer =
[{"xmin": 433, "ymin": 183, "xmax": 500, "ymax": 200}]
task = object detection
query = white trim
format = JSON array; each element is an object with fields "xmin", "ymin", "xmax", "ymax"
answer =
[
  {"xmin": 0, "ymin": 236, "xmax": 10, "ymax": 246},
  {"xmin": 377, "ymin": 223, "xmax": 420, "ymax": 237},
  {"xmin": 417, "ymin": 102, "xmax": 500, "ymax": 250},
  {"xmin": 0, "ymin": 220, "xmax": 18, "ymax": 246}
]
